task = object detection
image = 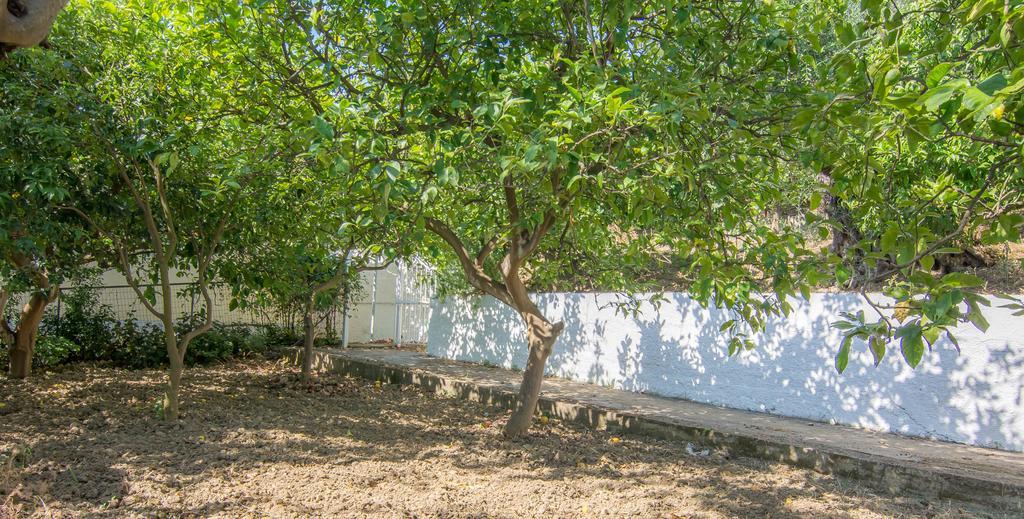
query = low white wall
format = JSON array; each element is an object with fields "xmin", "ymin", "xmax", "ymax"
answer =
[{"xmin": 427, "ymin": 293, "xmax": 1024, "ymax": 452}]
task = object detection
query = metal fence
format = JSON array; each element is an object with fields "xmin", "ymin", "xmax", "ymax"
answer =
[
  {"xmin": 16, "ymin": 282, "xmax": 324, "ymax": 335},
  {"xmin": 7, "ymin": 258, "xmax": 435, "ymax": 346}
]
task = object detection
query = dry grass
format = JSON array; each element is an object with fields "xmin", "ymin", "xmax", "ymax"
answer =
[{"xmin": 0, "ymin": 361, "xmax": 1018, "ymax": 518}]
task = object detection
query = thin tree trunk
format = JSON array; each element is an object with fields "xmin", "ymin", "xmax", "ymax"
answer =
[
  {"xmin": 7, "ymin": 292, "xmax": 49, "ymax": 379},
  {"xmin": 503, "ymin": 315, "xmax": 564, "ymax": 437},
  {"xmin": 299, "ymin": 260, "xmax": 358, "ymax": 382},
  {"xmin": 164, "ymin": 351, "xmax": 183, "ymax": 420},
  {"xmin": 423, "ymin": 202, "xmax": 565, "ymax": 437},
  {"xmin": 301, "ymin": 294, "xmax": 316, "ymax": 383},
  {"xmin": 160, "ymin": 315, "xmax": 184, "ymax": 419}
]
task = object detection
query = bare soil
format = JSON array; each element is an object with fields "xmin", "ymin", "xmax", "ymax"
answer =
[{"xmin": 0, "ymin": 361, "xmax": 1017, "ymax": 518}]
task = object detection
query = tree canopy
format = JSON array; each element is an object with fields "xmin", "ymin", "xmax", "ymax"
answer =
[
  {"xmin": 797, "ymin": 0, "xmax": 1024, "ymax": 371},
  {"xmin": 1, "ymin": 0, "xmax": 1022, "ymax": 432}
]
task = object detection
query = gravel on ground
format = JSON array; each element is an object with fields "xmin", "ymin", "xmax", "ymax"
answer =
[{"xmin": 0, "ymin": 361, "xmax": 1018, "ymax": 518}]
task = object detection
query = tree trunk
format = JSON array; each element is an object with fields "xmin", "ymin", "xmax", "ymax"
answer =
[
  {"xmin": 301, "ymin": 295, "xmax": 316, "ymax": 384},
  {"xmin": 818, "ymin": 167, "xmax": 861, "ymax": 259},
  {"xmin": 161, "ymin": 317, "xmax": 183, "ymax": 420},
  {"xmin": 8, "ymin": 333, "xmax": 34, "ymax": 378},
  {"xmin": 502, "ymin": 316, "xmax": 564, "ymax": 437},
  {"xmin": 0, "ymin": 0, "xmax": 69, "ymax": 50},
  {"xmin": 164, "ymin": 354, "xmax": 183, "ymax": 420},
  {"xmin": 7, "ymin": 292, "xmax": 49, "ymax": 379}
]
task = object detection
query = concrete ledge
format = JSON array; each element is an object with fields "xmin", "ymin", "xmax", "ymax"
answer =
[{"xmin": 297, "ymin": 348, "xmax": 1024, "ymax": 504}]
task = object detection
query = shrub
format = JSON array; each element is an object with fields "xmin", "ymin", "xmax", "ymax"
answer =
[
  {"xmin": 33, "ymin": 336, "xmax": 80, "ymax": 367},
  {"xmin": 183, "ymin": 322, "xmax": 298, "ymax": 365},
  {"xmin": 109, "ymin": 320, "xmax": 166, "ymax": 369},
  {"xmin": 4, "ymin": 286, "xmax": 301, "ymax": 371},
  {"xmin": 183, "ymin": 322, "xmax": 239, "ymax": 365},
  {"xmin": 41, "ymin": 287, "xmax": 117, "ymax": 362}
]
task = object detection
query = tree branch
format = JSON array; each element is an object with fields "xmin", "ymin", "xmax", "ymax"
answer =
[
  {"xmin": 116, "ymin": 243, "xmax": 165, "ymax": 321},
  {"xmin": 476, "ymin": 235, "xmax": 501, "ymax": 266},
  {"xmin": 425, "ymin": 217, "xmax": 513, "ymax": 306},
  {"xmin": 148, "ymin": 157, "xmax": 178, "ymax": 261},
  {"xmin": 0, "ymin": 286, "xmax": 14, "ymax": 341},
  {"xmin": 178, "ymin": 197, "xmax": 238, "ymax": 355},
  {"xmin": 503, "ymin": 171, "xmax": 520, "ymax": 226}
]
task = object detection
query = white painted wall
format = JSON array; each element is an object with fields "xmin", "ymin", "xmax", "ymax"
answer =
[{"xmin": 427, "ymin": 293, "xmax": 1024, "ymax": 452}]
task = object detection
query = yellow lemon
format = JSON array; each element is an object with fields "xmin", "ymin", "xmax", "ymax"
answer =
[{"xmin": 993, "ymin": 104, "xmax": 1006, "ymax": 120}]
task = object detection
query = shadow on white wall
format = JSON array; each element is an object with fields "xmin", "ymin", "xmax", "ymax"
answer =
[{"xmin": 427, "ymin": 293, "xmax": 1024, "ymax": 452}]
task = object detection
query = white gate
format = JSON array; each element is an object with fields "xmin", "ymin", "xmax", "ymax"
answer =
[{"xmin": 340, "ymin": 257, "xmax": 434, "ymax": 346}]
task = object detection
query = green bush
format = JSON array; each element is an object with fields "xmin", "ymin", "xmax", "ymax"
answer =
[
  {"xmin": 184, "ymin": 322, "xmax": 238, "ymax": 365},
  {"xmin": 109, "ymin": 319, "xmax": 166, "ymax": 369},
  {"xmin": 4, "ymin": 286, "xmax": 300, "ymax": 371},
  {"xmin": 33, "ymin": 336, "xmax": 80, "ymax": 367},
  {"xmin": 183, "ymin": 322, "xmax": 297, "ymax": 365},
  {"xmin": 42, "ymin": 287, "xmax": 117, "ymax": 362}
]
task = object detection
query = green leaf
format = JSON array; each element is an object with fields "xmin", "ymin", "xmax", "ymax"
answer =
[
  {"xmin": 168, "ymin": 152, "xmax": 180, "ymax": 173},
  {"xmin": 143, "ymin": 286, "xmax": 156, "ymax": 306},
  {"xmin": 836, "ymin": 266, "xmax": 851, "ymax": 285},
  {"xmin": 982, "ymin": 214, "xmax": 1024, "ymax": 244},
  {"xmin": 835, "ymin": 335, "xmax": 852, "ymax": 374},
  {"xmin": 940, "ymin": 272, "xmax": 984, "ymax": 288},
  {"xmin": 809, "ymin": 192, "xmax": 822, "ymax": 211},
  {"xmin": 869, "ymin": 336, "xmax": 886, "ymax": 366},
  {"xmin": 961, "ymin": 87, "xmax": 992, "ymax": 112},
  {"xmin": 791, "ymin": 108, "xmax": 817, "ymax": 129},
  {"xmin": 896, "ymin": 323, "xmax": 924, "ymax": 368},
  {"xmin": 919, "ymin": 255, "xmax": 934, "ymax": 271},
  {"xmin": 926, "ymin": 62, "xmax": 954, "ymax": 88},
  {"xmin": 996, "ymin": 76, "xmax": 1024, "ymax": 95},
  {"xmin": 977, "ymin": 73, "xmax": 1008, "ymax": 96},
  {"xmin": 727, "ymin": 337, "xmax": 741, "ymax": 356},
  {"xmin": 880, "ymin": 226, "xmax": 899, "ymax": 252},
  {"xmin": 313, "ymin": 116, "xmax": 334, "ymax": 139},
  {"xmin": 917, "ymin": 79, "xmax": 968, "ymax": 111},
  {"xmin": 607, "ymin": 86, "xmax": 632, "ymax": 98},
  {"xmin": 967, "ymin": 0, "xmax": 996, "ymax": 22},
  {"xmin": 332, "ymin": 156, "xmax": 350, "ymax": 174},
  {"xmin": 421, "ymin": 185, "xmax": 438, "ymax": 204},
  {"xmin": 967, "ymin": 301, "xmax": 990, "ymax": 332}
]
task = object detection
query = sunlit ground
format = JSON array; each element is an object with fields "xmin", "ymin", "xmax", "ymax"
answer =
[{"xmin": 0, "ymin": 361, "xmax": 1016, "ymax": 518}]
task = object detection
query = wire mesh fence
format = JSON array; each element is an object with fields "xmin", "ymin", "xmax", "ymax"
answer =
[
  {"xmin": 16, "ymin": 282, "xmax": 335, "ymax": 338},
  {"xmin": 7, "ymin": 258, "xmax": 436, "ymax": 345}
]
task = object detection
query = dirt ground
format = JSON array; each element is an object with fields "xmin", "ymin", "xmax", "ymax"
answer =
[{"xmin": 0, "ymin": 361, "xmax": 1018, "ymax": 518}]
